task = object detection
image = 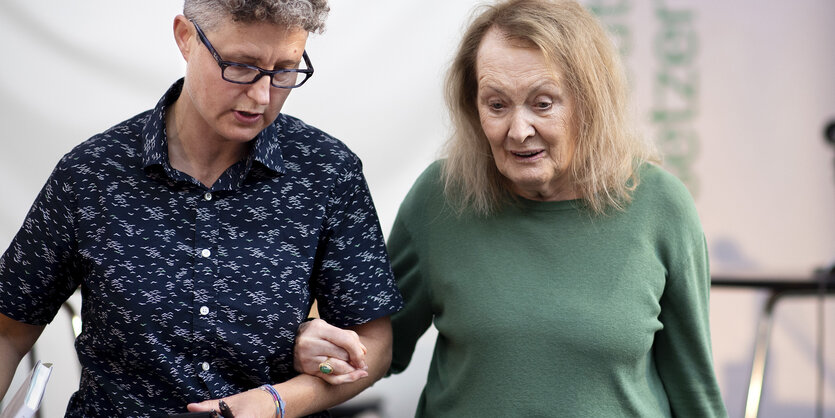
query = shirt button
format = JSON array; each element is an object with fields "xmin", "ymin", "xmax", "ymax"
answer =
[
  {"xmin": 201, "ymin": 362, "xmax": 210, "ymax": 371},
  {"xmin": 200, "ymin": 306, "xmax": 209, "ymax": 315},
  {"xmin": 204, "ymin": 192, "xmax": 213, "ymax": 201},
  {"xmin": 201, "ymin": 249, "xmax": 211, "ymax": 258}
]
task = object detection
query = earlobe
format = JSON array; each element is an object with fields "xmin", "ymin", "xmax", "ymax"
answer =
[{"xmin": 172, "ymin": 15, "xmax": 193, "ymax": 61}]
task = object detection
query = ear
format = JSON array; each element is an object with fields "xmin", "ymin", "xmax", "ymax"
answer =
[{"xmin": 173, "ymin": 15, "xmax": 194, "ymax": 61}]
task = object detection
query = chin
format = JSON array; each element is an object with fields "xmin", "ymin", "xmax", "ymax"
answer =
[
  {"xmin": 222, "ymin": 126, "xmax": 266, "ymax": 143},
  {"xmin": 508, "ymin": 171, "xmax": 550, "ymax": 186}
]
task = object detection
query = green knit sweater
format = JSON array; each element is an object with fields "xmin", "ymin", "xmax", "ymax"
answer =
[{"xmin": 387, "ymin": 161, "xmax": 727, "ymax": 417}]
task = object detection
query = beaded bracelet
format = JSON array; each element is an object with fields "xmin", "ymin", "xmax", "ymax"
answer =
[{"xmin": 259, "ymin": 384, "xmax": 286, "ymax": 418}]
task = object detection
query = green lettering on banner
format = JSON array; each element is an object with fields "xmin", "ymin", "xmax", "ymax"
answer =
[
  {"xmin": 587, "ymin": 0, "xmax": 634, "ymax": 83},
  {"xmin": 587, "ymin": 0, "xmax": 632, "ymax": 56},
  {"xmin": 589, "ymin": 0, "xmax": 701, "ymax": 197},
  {"xmin": 657, "ymin": 126, "xmax": 699, "ymax": 161},
  {"xmin": 652, "ymin": 0, "xmax": 700, "ymax": 197},
  {"xmin": 607, "ymin": 23, "xmax": 632, "ymax": 57},
  {"xmin": 586, "ymin": 0, "xmax": 630, "ymax": 15}
]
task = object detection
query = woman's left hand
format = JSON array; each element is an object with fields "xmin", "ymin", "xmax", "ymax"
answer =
[{"xmin": 293, "ymin": 318, "xmax": 370, "ymax": 385}]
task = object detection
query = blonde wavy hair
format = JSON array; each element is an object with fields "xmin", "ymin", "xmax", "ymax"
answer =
[{"xmin": 442, "ymin": 0, "xmax": 659, "ymax": 216}]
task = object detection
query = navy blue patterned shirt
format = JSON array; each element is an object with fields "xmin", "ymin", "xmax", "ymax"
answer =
[{"xmin": 0, "ymin": 79, "xmax": 403, "ymax": 417}]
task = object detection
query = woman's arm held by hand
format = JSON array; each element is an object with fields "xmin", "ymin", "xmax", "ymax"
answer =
[
  {"xmin": 293, "ymin": 318, "xmax": 371, "ymax": 385},
  {"xmin": 192, "ymin": 316, "xmax": 392, "ymax": 418},
  {"xmin": 280, "ymin": 315, "xmax": 393, "ymax": 416}
]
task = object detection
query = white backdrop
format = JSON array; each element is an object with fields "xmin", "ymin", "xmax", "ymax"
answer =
[{"xmin": 1, "ymin": 1, "xmax": 834, "ymax": 417}]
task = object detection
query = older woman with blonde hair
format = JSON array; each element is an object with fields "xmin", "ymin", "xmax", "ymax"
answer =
[{"xmin": 294, "ymin": 0, "xmax": 727, "ymax": 416}]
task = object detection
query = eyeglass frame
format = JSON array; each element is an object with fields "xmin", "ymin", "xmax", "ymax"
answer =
[{"xmin": 190, "ymin": 19, "xmax": 314, "ymax": 89}]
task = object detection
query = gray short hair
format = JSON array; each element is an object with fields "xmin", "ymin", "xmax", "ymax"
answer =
[{"xmin": 184, "ymin": 0, "xmax": 329, "ymax": 33}]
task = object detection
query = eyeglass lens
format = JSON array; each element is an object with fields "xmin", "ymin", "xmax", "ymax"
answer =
[{"xmin": 222, "ymin": 64, "xmax": 306, "ymax": 88}]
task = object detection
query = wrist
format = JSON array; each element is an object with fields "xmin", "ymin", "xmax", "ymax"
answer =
[{"xmin": 259, "ymin": 384, "xmax": 286, "ymax": 418}]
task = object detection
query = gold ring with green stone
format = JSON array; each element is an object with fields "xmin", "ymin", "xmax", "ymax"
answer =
[{"xmin": 319, "ymin": 361, "xmax": 334, "ymax": 375}]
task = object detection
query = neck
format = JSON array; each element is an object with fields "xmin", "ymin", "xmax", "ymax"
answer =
[
  {"xmin": 165, "ymin": 98, "xmax": 249, "ymax": 188},
  {"xmin": 510, "ymin": 178, "xmax": 581, "ymax": 202}
]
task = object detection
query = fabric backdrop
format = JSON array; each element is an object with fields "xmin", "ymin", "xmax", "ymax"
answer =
[{"xmin": 1, "ymin": 1, "xmax": 833, "ymax": 417}]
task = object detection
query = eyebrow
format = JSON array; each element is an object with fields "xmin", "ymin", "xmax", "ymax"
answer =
[
  {"xmin": 477, "ymin": 79, "xmax": 562, "ymax": 96},
  {"xmin": 230, "ymin": 53, "xmax": 301, "ymax": 69}
]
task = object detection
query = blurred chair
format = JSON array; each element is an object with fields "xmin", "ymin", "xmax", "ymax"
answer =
[{"xmin": 330, "ymin": 398, "xmax": 383, "ymax": 418}]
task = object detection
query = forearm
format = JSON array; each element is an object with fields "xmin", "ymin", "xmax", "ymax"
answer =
[
  {"xmin": 0, "ymin": 343, "xmax": 23, "ymax": 399},
  {"xmin": 275, "ymin": 317, "xmax": 392, "ymax": 417},
  {"xmin": 0, "ymin": 313, "xmax": 45, "ymax": 398}
]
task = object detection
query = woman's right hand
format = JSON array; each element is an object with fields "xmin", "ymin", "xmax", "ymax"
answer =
[{"xmin": 293, "ymin": 318, "xmax": 370, "ymax": 385}]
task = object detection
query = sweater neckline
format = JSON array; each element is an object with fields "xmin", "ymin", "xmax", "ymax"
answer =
[{"xmin": 513, "ymin": 196, "xmax": 584, "ymax": 212}]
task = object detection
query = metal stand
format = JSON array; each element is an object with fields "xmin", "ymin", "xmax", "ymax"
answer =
[{"xmin": 712, "ymin": 274, "xmax": 835, "ymax": 418}]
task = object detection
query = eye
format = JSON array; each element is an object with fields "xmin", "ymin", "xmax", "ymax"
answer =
[
  {"xmin": 535, "ymin": 99, "xmax": 552, "ymax": 110},
  {"xmin": 488, "ymin": 101, "xmax": 504, "ymax": 111}
]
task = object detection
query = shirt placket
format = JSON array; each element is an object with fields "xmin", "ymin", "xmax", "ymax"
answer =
[{"xmin": 193, "ymin": 190, "xmax": 219, "ymax": 387}]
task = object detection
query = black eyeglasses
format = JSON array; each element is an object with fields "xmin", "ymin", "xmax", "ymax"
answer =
[{"xmin": 191, "ymin": 19, "xmax": 313, "ymax": 89}]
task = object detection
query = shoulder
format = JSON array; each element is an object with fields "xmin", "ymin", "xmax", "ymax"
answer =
[
  {"xmin": 397, "ymin": 160, "xmax": 448, "ymax": 220},
  {"xmin": 635, "ymin": 164, "xmax": 696, "ymax": 208},
  {"xmin": 273, "ymin": 113, "xmax": 360, "ymax": 170},
  {"xmin": 56, "ymin": 110, "xmax": 152, "ymax": 175},
  {"xmin": 61, "ymin": 111, "xmax": 150, "ymax": 164},
  {"xmin": 404, "ymin": 160, "xmax": 445, "ymax": 201},
  {"xmin": 413, "ymin": 160, "xmax": 445, "ymax": 191},
  {"xmin": 632, "ymin": 163, "xmax": 703, "ymax": 234}
]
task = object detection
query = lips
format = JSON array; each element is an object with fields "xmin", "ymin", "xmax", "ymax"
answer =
[
  {"xmin": 233, "ymin": 110, "xmax": 263, "ymax": 123},
  {"xmin": 511, "ymin": 150, "xmax": 544, "ymax": 158}
]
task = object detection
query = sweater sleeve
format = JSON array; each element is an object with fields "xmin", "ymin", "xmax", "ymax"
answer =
[
  {"xmin": 387, "ymin": 214, "xmax": 434, "ymax": 375},
  {"xmin": 652, "ymin": 178, "xmax": 728, "ymax": 417},
  {"xmin": 387, "ymin": 163, "xmax": 446, "ymax": 376}
]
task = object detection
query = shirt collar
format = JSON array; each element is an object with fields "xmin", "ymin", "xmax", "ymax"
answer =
[
  {"xmin": 249, "ymin": 118, "xmax": 285, "ymax": 175},
  {"xmin": 141, "ymin": 78, "xmax": 286, "ymax": 177}
]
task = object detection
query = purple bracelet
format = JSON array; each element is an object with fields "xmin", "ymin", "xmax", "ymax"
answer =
[{"xmin": 259, "ymin": 384, "xmax": 286, "ymax": 418}]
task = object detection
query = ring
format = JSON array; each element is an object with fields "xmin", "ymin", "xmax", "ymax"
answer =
[{"xmin": 318, "ymin": 360, "xmax": 334, "ymax": 375}]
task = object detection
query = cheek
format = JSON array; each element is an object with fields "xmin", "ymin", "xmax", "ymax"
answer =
[
  {"xmin": 268, "ymin": 90, "xmax": 292, "ymax": 113},
  {"xmin": 479, "ymin": 117, "xmax": 505, "ymax": 148}
]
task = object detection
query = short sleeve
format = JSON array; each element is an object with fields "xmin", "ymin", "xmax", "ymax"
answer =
[
  {"xmin": 311, "ymin": 157, "xmax": 403, "ymax": 328},
  {"xmin": 0, "ymin": 158, "xmax": 83, "ymax": 325}
]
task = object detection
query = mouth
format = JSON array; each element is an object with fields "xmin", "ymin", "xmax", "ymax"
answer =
[
  {"xmin": 510, "ymin": 150, "xmax": 544, "ymax": 159},
  {"xmin": 233, "ymin": 110, "xmax": 263, "ymax": 123}
]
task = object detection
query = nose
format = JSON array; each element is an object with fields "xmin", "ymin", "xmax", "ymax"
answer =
[
  {"xmin": 507, "ymin": 108, "xmax": 535, "ymax": 143},
  {"xmin": 246, "ymin": 75, "xmax": 272, "ymax": 106}
]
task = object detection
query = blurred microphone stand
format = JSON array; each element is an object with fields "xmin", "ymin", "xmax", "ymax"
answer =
[{"xmin": 815, "ymin": 119, "xmax": 835, "ymax": 418}]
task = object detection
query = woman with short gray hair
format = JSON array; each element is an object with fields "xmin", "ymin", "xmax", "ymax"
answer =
[{"xmin": 0, "ymin": 0, "xmax": 404, "ymax": 417}]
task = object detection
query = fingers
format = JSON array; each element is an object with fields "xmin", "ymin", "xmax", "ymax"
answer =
[
  {"xmin": 323, "ymin": 330, "xmax": 367, "ymax": 369},
  {"xmin": 317, "ymin": 357, "xmax": 369, "ymax": 385},
  {"xmin": 186, "ymin": 390, "xmax": 274, "ymax": 417},
  {"xmin": 313, "ymin": 319, "xmax": 368, "ymax": 369},
  {"xmin": 317, "ymin": 357, "xmax": 355, "ymax": 375},
  {"xmin": 295, "ymin": 319, "xmax": 368, "ymax": 371},
  {"xmin": 320, "ymin": 368, "xmax": 369, "ymax": 385},
  {"xmin": 297, "ymin": 332, "xmax": 352, "ymax": 362},
  {"xmin": 186, "ymin": 399, "xmax": 215, "ymax": 412},
  {"xmin": 294, "ymin": 339, "xmax": 356, "ymax": 376}
]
